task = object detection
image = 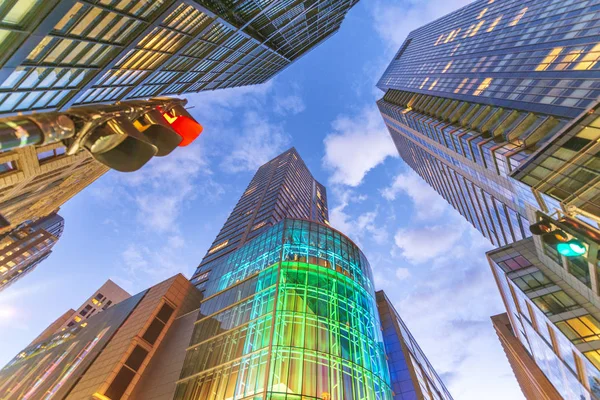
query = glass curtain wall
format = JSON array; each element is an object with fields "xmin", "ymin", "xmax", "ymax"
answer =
[{"xmin": 175, "ymin": 219, "xmax": 392, "ymax": 400}]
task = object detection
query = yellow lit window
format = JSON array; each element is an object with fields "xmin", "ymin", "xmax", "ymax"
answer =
[
  {"xmin": 428, "ymin": 78, "xmax": 439, "ymax": 90},
  {"xmin": 81, "ymin": 322, "xmax": 88, "ymax": 327},
  {"xmin": 0, "ymin": 267, "xmax": 7, "ymax": 273},
  {"xmin": 74, "ymin": 316, "xmax": 82, "ymax": 323},
  {"xmin": 477, "ymin": 8, "xmax": 488, "ymax": 19},
  {"xmin": 92, "ymin": 298, "xmax": 100, "ymax": 305},
  {"xmin": 419, "ymin": 77, "xmax": 429, "ymax": 89},
  {"xmin": 487, "ymin": 16, "xmax": 502, "ymax": 32},
  {"xmin": 3, "ymin": 0, "xmax": 41, "ymax": 25},
  {"xmin": 54, "ymin": 3, "xmax": 83, "ymax": 32},
  {"xmin": 442, "ymin": 61, "xmax": 453, "ymax": 73},
  {"xmin": 555, "ymin": 50, "xmax": 583, "ymax": 70},
  {"xmin": 469, "ymin": 20, "xmax": 485, "ymax": 37},
  {"xmin": 509, "ymin": 7, "xmax": 527, "ymax": 26},
  {"xmin": 208, "ymin": 240, "xmax": 229, "ymax": 255},
  {"xmin": 434, "ymin": 34, "xmax": 444, "ymax": 46},
  {"xmin": 252, "ymin": 221, "xmax": 266, "ymax": 231},
  {"xmin": 535, "ymin": 47, "xmax": 563, "ymax": 71},
  {"xmin": 463, "ymin": 24, "xmax": 475, "ymax": 38},
  {"xmin": 454, "ymin": 78, "xmax": 468, "ymax": 94},
  {"xmin": 574, "ymin": 43, "xmax": 600, "ymax": 71},
  {"xmin": 474, "ymin": 78, "xmax": 492, "ymax": 96}
]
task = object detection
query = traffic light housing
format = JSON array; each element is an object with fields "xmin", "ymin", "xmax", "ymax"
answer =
[
  {"xmin": 530, "ymin": 214, "xmax": 591, "ymax": 259},
  {"xmin": 72, "ymin": 98, "xmax": 202, "ymax": 172}
]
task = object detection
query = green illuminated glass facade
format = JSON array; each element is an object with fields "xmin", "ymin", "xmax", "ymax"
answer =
[{"xmin": 175, "ymin": 219, "xmax": 393, "ymax": 400}]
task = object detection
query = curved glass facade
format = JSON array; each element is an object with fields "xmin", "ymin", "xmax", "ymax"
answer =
[{"xmin": 175, "ymin": 219, "xmax": 392, "ymax": 400}]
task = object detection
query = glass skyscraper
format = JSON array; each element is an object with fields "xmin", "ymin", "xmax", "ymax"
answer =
[
  {"xmin": 175, "ymin": 149, "xmax": 452, "ymax": 399},
  {"xmin": 0, "ymin": 149, "xmax": 454, "ymax": 400},
  {"xmin": 0, "ymin": 0, "xmax": 359, "ymax": 116},
  {"xmin": 377, "ymin": 291, "xmax": 454, "ymax": 400},
  {"xmin": 377, "ymin": 0, "xmax": 600, "ymax": 398},
  {"xmin": 377, "ymin": 0, "xmax": 600, "ymax": 247}
]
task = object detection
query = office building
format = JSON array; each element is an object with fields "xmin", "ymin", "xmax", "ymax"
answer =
[
  {"xmin": 489, "ymin": 238, "xmax": 600, "ymax": 399},
  {"xmin": 0, "ymin": 149, "xmax": 453, "ymax": 400},
  {"xmin": 0, "ymin": 274, "xmax": 202, "ymax": 400},
  {"xmin": 0, "ymin": 212, "xmax": 64, "ymax": 291},
  {"xmin": 491, "ymin": 313, "xmax": 562, "ymax": 400},
  {"xmin": 191, "ymin": 147, "xmax": 328, "ymax": 287},
  {"xmin": 0, "ymin": 0, "xmax": 359, "ymax": 116},
  {"xmin": 0, "ymin": 139, "xmax": 108, "ymax": 233},
  {"xmin": 377, "ymin": 291, "xmax": 453, "ymax": 400},
  {"xmin": 377, "ymin": 0, "xmax": 600, "ymax": 397},
  {"xmin": 28, "ymin": 279, "xmax": 131, "ymax": 347},
  {"xmin": 376, "ymin": 0, "xmax": 600, "ymax": 247}
]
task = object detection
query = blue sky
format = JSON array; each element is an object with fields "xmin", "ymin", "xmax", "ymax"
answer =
[{"xmin": 0, "ymin": 0, "xmax": 525, "ymax": 398}]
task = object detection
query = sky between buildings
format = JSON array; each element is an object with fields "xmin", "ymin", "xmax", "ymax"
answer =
[{"xmin": 0, "ymin": 0, "xmax": 525, "ymax": 398}]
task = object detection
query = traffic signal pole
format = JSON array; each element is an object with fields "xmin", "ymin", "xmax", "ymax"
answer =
[{"xmin": 0, "ymin": 97, "xmax": 202, "ymax": 172}]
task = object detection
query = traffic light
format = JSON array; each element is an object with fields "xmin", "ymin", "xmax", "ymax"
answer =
[
  {"xmin": 75, "ymin": 99, "xmax": 203, "ymax": 172},
  {"xmin": 529, "ymin": 216, "xmax": 588, "ymax": 258},
  {"xmin": 160, "ymin": 104, "xmax": 203, "ymax": 147}
]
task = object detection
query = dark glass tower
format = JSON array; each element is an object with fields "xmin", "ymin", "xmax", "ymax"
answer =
[
  {"xmin": 377, "ymin": 0, "xmax": 600, "ymax": 398},
  {"xmin": 191, "ymin": 147, "xmax": 328, "ymax": 287},
  {"xmin": 377, "ymin": 0, "xmax": 600, "ymax": 247},
  {"xmin": 0, "ymin": 0, "xmax": 359, "ymax": 115},
  {"xmin": 377, "ymin": 291, "xmax": 453, "ymax": 400}
]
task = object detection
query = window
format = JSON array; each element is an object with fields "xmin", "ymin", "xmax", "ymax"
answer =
[
  {"xmin": 513, "ymin": 271, "xmax": 553, "ymax": 293},
  {"xmin": 104, "ymin": 366, "xmax": 135, "ymax": 400},
  {"xmin": 567, "ymin": 256, "xmax": 591, "ymax": 287},
  {"xmin": 0, "ymin": 161, "xmax": 15, "ymax": 174},
  {"xmin": 37, "ymin": 147, "xmax": 66, "ymax": 163},
  {"xmin": 556, "ymin": 315, "xmax": 600, "ymax": 344},
  {"xmin": 497, "ymin": 254, "xmax": 532, "ymax": 272},
  {"xmin": 532, "ymin": 291, "xmax": 578, "ymax": 316},
  {"xmin": 142, "ymin": 303, "xmax": 174, "ymax": 345}
]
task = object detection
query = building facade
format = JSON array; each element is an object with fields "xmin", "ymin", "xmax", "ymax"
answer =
[
  {"xmin": 377, "ymin": 0, "xmax": 600, "ymax": 397},
  {"xmin": 0, "ymin": 274, "xmax": 202, "ymax": 400},
  {"xmin": 0, "ymin": 150, "xmax": 454, "ymax": 400},
  {"xmin": 28, "ymin": 279, "xmax": 131, "ymax": 347},
  {"xmin": 491, "ymin": 312, "xmax": 562, "ymax": 400},
  {"xmin": 377, "ymin": 0, "xmax": 600, "ymax": 247},
  {"xmin": 0, "ymin": 212, "xmax": 64, "ymax": 291},
  {"xmin": 377, "ymin": 291, "xmax": 453, "ymax": 400},
  {"xmin": 191, "ymin": 147, "xmax": 328, "ymax": 287},
  {"xmin": 0, "ymin": 0, "xmax": 359, "ymax": 116}
]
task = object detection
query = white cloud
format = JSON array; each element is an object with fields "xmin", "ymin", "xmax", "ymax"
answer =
[
  {"xmin": 394, "ymin": 222, "xmax": 466, "ymax": 264},
  {"xmin": 323, "ymin": 106, "xmax": 397, "ymax": 186},
  {"xmin": 371, "ymin": 0, "xmax": 474, "ymax": 57},
  {"xmin": 381, "ymin": 170, "xmax": 448, "ymax": 220},
  {"xmin": 220, "ymin": 111, "xmax": 291, "ymax": 173},
  {"xmin": 274, "ymin": 94, "xmax": 306, "ymax": 115},
  {"xmin": 329, "ymin": 189, "xmax": 388, "ymax": 246},
  {"xmin": 395, "ymin": 267, "xmax": 411, "ymax": 280}
]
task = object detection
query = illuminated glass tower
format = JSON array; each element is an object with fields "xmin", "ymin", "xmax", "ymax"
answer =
[
  {"xmin": 0, "ymin": 0, "xmax": 359, "ymax": 116},
  {"xmin": 191, "ymin": 147, "xmax": 328, "ymax": 287},
  {"xmin": 377, "ymin": 0, "xmax": 600, "ymax": 247},
  {"xmin": 178, "ymin": 149, "xmax": 394, "ymax": 399}
]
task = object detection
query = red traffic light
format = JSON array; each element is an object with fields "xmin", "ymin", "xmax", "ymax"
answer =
[{"xmin": 161, "ymin": 105, "xmax": 203, "ymax": 147}]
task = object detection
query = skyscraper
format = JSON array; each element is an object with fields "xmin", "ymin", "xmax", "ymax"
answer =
[
  {"xmin": 0, "ymin": 212, "xmax": 64, "ymax": 291},
  {"xmin": 377, "ymin": 0, "xmax": 600, "ymax": 398},
  {"xmin": 0, "ymin": 0, "xmax": 359, "ymax": 116},
  {"xmin": 376, "ymin": 0, "xmax": 600, "ymax": 247},
  {"xmin": 0, "ymin": 149, "xmax": 454, "ymax": 400},
  {"xmin": 377, "ymin": 291, "xmax": 454, "ymax": 400},
  {"xmin": 27, "ymin": 279, "xmax": 130, "ymax": 347},
  {"xmin": 491, "ymin": 313, "xmax": 562, "ymax": 400},
  {"xmin": 191, "ymin": 147, "xmax": 329, "ymax": 287}
]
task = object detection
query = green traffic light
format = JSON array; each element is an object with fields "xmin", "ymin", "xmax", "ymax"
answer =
[{"xmin": 556, "ymin": 240, "xmax": 587, "ymax": 257}]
